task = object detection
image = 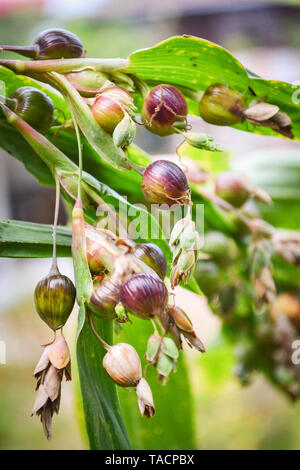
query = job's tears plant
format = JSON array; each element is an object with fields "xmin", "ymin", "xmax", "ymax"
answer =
[{"xmin": 0, "ymin": 29, "xmax": 300, "ymax": 449}]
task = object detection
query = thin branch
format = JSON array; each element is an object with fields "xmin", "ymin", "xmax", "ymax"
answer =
[
  {"xmin": 87, "ymin": 309, "xmax": 110, "ymax": 351},
  {"xmin": 50, "ymin": 174, "xmax": 60, "ymax": 273}
]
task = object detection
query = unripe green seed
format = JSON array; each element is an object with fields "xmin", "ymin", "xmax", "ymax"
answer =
[
  {"xmin": 199, "ymin": 84, "xmax": 246, "ymax": 126},
  {"xmin": 8, "ymin": 86, "xmax": 54, "ymax": 133},
  {"xmin": 34, "ymin": 273, "xmax": 76, "ymax": 331},
  {"xmin": 215, "ymin": 171, "xmax": 250, "ymax": 207},
  {"xmin": 65, "ymin": 70, "xmax": 109, "ymax": 97}
]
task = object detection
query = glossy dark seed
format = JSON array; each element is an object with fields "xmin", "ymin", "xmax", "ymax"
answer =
[
  {"xmin": 120, "ymin": 273, "xmax": 168, "ymax": 320},
  {"xmin": 142, "ymin": 160, "xmax": 190, "ymax": 206},
  {"xmin": 34, "ymin": 28, "xmax": 85, "ymax": 59},
  {"xmin": 89, "ymin": 275, "xmax": 121, "ymax": 319},
  {"xmin": 142, "ymin": 85, "xmax": 187, "ymax": 136},
  {"xmin": 134, "ymin": 242, "xmax": 168, "ymax": 279},
  {"xmin": 34, "ymin": 273, "xmax": 76, "ymax": 330},
  {"xmin": 10, "ymin": 86, "xmax": 54, "ymax": 133}
]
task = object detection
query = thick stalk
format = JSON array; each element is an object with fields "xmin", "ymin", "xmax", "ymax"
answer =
[{"xmin": 0, "ymin": 57, "xmax": 127, "ymax": 74}]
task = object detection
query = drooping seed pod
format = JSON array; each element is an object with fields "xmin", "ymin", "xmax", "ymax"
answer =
[
  {"xmin": 89, "ymin": 274, "xmax": 121, "ymax": 319},
  {"xmin": 0, "ymin": 28, "xmax": 85, "ymax": 60},
  {"xmin": 6, "ymin": 86, "xmax": 54, "ymax": 133},
  {"xmin": 113, "ymin": 113, "xmax": 136, "ymax": 148},
  {"xmin": 34, "ymin": 273, "xmax": 76, "ymax": 331},
  {"xmin": 102, "ymin": 342, "xmax": 155, "ymax": 418},
  {"xmin": 120, "ymin": 273, "xmax": 168, "ymax": 320},
  {"xmin": 91, "ymin": 86, "xmax": 135, "ymax": 134},
  {"xmin": 136, "ymin": 378, "xmax": 155, "ymax": 418},
  {"xmin": 142, "ymin": 84, "xmax": 188, "ymax": 136},
  {"xmin": 199, "ymin": 84, "xmax": 246, "ymax": 126},
  {"xmin": 134, "ymin": 242, "xmax": 168, "ymax": 280},
  {"xmin": 103, "ymin": 342, "xmax": 142, "ymax": 387},
  {"xmin": 169, "ymin": 217, "xmax": 201, "ymax": 288},
  {"xmin": 65, "ymin": 70, "xmax": 109, "ymax": 97},
  {"xmin": 31, "ymin": 334, "xmax": 71, "ymax": 440},
  {"xmin": 145, "ymin": 334, "xmax": 161, "ymax": 363},
  {"xmin": 142, "ymin": 160, "xmax": 191, "ymax": 207},
  {"xmin": 162, "ymin": 305, "xmax": 206, "ymax": 353},
  {"xmin": 215, "ymin": 171, "xmax": 250, "ymax": 207}
]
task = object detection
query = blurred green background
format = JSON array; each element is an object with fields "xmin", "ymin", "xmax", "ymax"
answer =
[{"xmin": 1, "ymin": 0, "xmax": 300, "ymax": 450}]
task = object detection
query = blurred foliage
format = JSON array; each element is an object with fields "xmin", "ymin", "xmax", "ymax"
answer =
[{"xmin": 234, "ymin": 149, "xmax": 300, "ymax": 230}]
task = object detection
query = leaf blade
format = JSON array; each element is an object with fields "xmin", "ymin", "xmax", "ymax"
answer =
[{"xmin": 76, "ymin": 301, "xmax": 131, "ymax": 450}]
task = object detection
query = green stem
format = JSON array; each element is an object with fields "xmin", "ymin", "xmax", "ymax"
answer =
[
  {"xmin": 50, "ymin": 174, "xmax": 60, "ymax": 274},
  {"xmin": 0, "ymin": 44, "xmax": 38, "ymax": 59},
  {"xmin": 0, "ymin": 57, "xmax": 127, "ymax": 74},
  {"xmin": 72, "ymin": 111, "xmax": 83, "ymax": 200}
]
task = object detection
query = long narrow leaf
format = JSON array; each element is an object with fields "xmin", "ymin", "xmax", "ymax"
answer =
[
  {"xmin": 0, "ymin": 219, "xmax": 71, "ymax": 258},
  {"xmin": 76, "ymin": 301, "xmax": 131, "ymax": 450}
]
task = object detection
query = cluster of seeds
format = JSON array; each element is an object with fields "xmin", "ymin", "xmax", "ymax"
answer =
[{"xmin": 0, "ymin": 27, "xmax": 296, "ymax": 439}]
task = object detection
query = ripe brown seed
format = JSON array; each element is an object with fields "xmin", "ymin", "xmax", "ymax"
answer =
[
  {"xmin": 142, "ymin": 84, "xmax": 188, "ymax": 136},
  {"xmin": 120, "ymin": 273, "xmax": 168, "ymax": 320},
  {"xmin": 142, "ymin": 160, "xmax": 190, "ymax": 207},
  {"xmin": 34, "ymin": 273, "xmax": 76, "ymax": 331}
]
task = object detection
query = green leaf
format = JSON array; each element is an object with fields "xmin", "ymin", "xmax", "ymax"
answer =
[
  {"xmin": 76, "ymin": 301, "xmax": 131, "ymax": 450},
  {"xmin": 118, "ymin": 316, "xmax": 196, "ymax": 450},
  {"xmin": 127, "ymin": 35, "xmax": 249, "ymax": 94},
  {"xmin": 0, "ymin": 121, "xmax": 53, "ymax": 186},
  {"xmin": 127, "ymin": 36, "xmax": 300, "ymax": 139},
  {"xmin": 0, "ymin": 219, "xmax": 71, "ymax": 258}
]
